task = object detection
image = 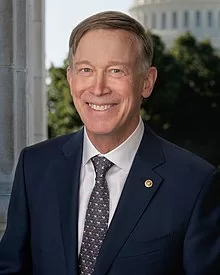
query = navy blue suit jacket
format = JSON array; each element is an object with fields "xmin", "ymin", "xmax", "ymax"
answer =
[{"xmin": 0, "ymin": 125, "xmax": 219, "ymax": 275}]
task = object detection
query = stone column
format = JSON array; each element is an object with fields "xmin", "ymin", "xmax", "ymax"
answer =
[
  {"xmin": 28, "ymin": 0, "xmax": 47, "ymax": 143},
  {"xmin": 0, "ymin": 0, "xmax": 46, "ymax": 239}
]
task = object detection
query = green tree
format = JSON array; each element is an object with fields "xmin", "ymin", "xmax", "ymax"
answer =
[
  {"xmin": 144, "ymin": 32, "xmax": 220, "ymax": 166},
  {"xmin": 47, "ymin": 61, "xmax": 82, "ymax": 138},
  {"xmin": 169, "ymin": 32, "xmax": 220, "ymax": 165},
  {"xmin": 142, "ymin": 34, "xmax": 183, "ymax": 132}
]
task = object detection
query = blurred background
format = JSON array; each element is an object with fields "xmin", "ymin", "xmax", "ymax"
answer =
[{"xmin": 0, "ymin": 0, "xmax": 220, "ymax": 237}]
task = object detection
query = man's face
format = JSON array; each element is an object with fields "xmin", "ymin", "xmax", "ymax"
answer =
[{"xmin": 67, "ymin": 29, "xmax": 157, "ymax": 151}]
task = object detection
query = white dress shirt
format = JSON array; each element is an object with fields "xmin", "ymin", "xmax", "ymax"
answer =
[{"xmin": 78, "ymin": 118, "xmax": 144, "ymax": 253}]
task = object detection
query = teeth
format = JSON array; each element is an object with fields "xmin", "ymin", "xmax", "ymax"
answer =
[{"xmin": 89, "ymin": 103, "xmax": 112, "ymax": 111}]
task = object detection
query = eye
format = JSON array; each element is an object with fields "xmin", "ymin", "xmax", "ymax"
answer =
[
  {"xmin": 75, "ymin": 66, "xmax": 93, "ymax": 76},
  {"xmin": 108, "ymin": 68, "xmax": 125, "ymax": 77},
  {"xmin": 111, "ymin": 68, "xmax": 121, "ymax": 73},
  {"xmin": 79, "ymin": 68, "xmax": 92, "ymax": 73}
]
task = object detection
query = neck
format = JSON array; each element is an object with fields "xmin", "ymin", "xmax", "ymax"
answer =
[
  {"xmin": 85, "ymin": 120, "xmax": 140, "ymax": 154},
  {"xmin": 87, "ymin": 134, "xmax": 125, "ymax": 154}
]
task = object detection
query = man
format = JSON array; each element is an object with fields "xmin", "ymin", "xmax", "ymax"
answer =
[{"xmin": 0, "ymin": 11, "xmax": 219, "ymax": 275}]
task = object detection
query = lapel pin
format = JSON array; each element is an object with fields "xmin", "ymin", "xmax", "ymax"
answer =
[{"xmin": 144, "ymin": 179, "xmax": 153, "ymax": 188}]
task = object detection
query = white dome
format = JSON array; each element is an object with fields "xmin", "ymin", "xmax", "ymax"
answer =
[
  {"xmin": 132, "ymin": 0, "xmax": 220, "ymax": 5},
  {"xmin": 130, "ymin": 0, "xmax": 220, "ymax": 50}
]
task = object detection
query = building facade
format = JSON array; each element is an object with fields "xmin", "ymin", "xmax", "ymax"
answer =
[
  {"xmin": 0, "ymin": 0, "xmax": 46, "ymax": 238},
  {"xmin": 129, "ymin": 0, "xmax": 220, "ymax": 49}
]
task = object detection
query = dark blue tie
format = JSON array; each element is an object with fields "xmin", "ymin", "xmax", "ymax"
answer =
[{"xmin": 79, "ymin": 156, "xmax": 114, "ymax": 275}]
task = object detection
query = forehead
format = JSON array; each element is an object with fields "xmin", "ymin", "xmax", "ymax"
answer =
[{"xmin": 74, "ymin": 29, "xmax": 141, "ymax": 60}]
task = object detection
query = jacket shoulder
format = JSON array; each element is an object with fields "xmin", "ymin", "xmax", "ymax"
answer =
[
  {"xmin": 22, "ymin": 129, "xmax": 83, "ymax": 160},
  {"xmin": 156, "ymin": 133, "xmax": 215, "ymax": 176}
]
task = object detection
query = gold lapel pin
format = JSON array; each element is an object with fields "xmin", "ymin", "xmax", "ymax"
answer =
[{"xmin": 144, "ymin": 179, "xmax": 153, "ymax": 188}]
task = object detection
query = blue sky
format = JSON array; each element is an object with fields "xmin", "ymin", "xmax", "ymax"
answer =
[{"xmin": 45, "ymin": 0, "xmax": 133, "ymax": 68}]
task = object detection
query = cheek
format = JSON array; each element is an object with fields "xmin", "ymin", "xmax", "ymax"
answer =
[
  {"xmin": 123, "ymin": 87, "xmax": 144, "ymax": 112},
  {"xmin": 70, "ymin": 78, "xmax": 85, "ymax": 97},
  {"xmin": 117, "ymin": 81, "xmax": 140, "ymax": 104},
  {"xmin": 111, "ymin": 78, "xmax": 133, "ymax": 96}
]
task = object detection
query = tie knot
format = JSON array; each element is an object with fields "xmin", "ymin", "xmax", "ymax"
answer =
[{"xmin": 91, "ymin": 156, "xmax": 114, "ymax": 178}]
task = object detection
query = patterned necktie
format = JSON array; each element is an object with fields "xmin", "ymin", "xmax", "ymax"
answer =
[{"xmin": 79, "ymin": 156, "xmax": 114, "ymax": 275}]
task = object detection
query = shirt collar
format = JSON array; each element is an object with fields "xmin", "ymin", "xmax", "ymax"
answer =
[{"xmin": 82, "ymin": 118, "xmax": 144, "ymax": 172}]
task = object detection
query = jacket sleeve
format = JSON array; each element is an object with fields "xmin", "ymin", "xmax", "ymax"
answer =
[
  {"xmin": 184, "ymin": 169, "xmax": 220, "ymax": 275},
  {"xmin": 0, "ymin": 149, "xmax": 32, "ymax": 274}
]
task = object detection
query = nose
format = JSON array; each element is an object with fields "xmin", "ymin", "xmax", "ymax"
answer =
[{"xmin": 92, "ymin": 71, "xmax": 109, "ymax": 96}]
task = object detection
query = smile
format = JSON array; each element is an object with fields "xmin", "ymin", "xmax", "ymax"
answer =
[{"xmin": 88, "ymin": 103, "xmax": 115, "ymax": 111}]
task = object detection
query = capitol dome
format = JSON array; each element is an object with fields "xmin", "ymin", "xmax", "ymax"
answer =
[{"xmin": 129, "ymin": 0, "xmax": 220, "ymax": 49}]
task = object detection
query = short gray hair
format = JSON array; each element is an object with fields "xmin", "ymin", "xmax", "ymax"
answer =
[{"xmin": 68, "ymin": 11, "xmax": 153, "ymax": 71}]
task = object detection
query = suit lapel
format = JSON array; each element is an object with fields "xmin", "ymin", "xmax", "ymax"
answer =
[
  {"xmin": 57, "ymin": 129, "xmax": 83, "ymax": 275},
  {"xmin": 94, "ymin": 125, "xmax": 165, "ymax": 275}
]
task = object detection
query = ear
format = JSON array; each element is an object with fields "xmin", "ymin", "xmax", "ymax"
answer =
[
  {"xmin": 66, "ymin": 66, "xmax": 72, "ymax": 85},
  {"xmin": 66, "ymin": 66, "xmax": 74, "ymax": 96},
  {"xmin": 141, "ymin": 66, "xmax": 157, "ymax": 99}
]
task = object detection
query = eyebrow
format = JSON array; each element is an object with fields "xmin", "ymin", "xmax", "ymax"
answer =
[
  {"xmin": 106, "ymin": 61, "xmax": 130, "ymax": 67},
  {"xmin": 74, "ymin": 60, "xmax": 130, "ymax": 67},
  {"xmin": 74, "ymin": 60, "xmax": 92, "ymax": 66}
]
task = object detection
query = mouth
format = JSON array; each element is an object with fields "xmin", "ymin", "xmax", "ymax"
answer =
[{"xmin": 87, "ymin": 103, "xmax": 116, "ymax": 111}]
